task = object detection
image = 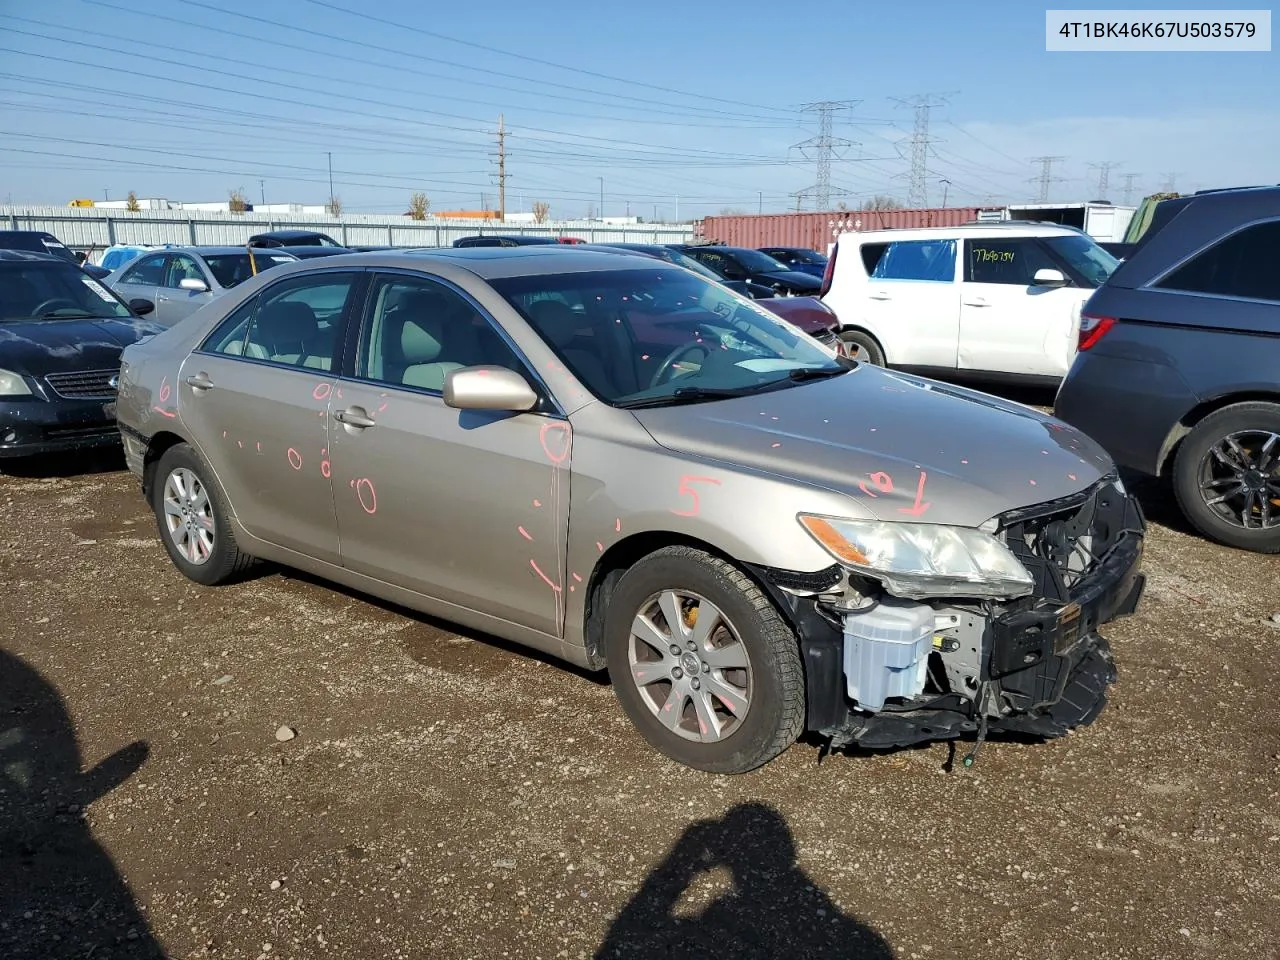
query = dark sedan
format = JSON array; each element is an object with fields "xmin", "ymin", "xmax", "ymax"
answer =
[
  {"xmin": 670, "ymin": 245, "xmax": 822, "ymax": 295},
  {"xmin": 453, "ymin": 235, "xmax": 560, "ymax": 247},
  {"xmin": 0, "ymin": 251, "xmax": 164, "ymax": 458},
  {"xmin": 758, "ymin": 246, "xmax": 829, "ymax": 279},
  {"xmin": 248, "ymin": 229, "xmax": 342, "ymax": 248}
]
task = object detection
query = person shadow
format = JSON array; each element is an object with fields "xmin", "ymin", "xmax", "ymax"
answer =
[
  {"xmin": 594, "ymin": 802, "xmax": 894, "ymax": 960},
  {"xmin": 0, "ymin": 649, "xmax": 161, "ymax": 958}
]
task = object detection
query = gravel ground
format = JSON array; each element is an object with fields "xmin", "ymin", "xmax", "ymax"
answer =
[{"xmin": 2, "ymin": 441, "xmax": 1279, "ymax": 960}]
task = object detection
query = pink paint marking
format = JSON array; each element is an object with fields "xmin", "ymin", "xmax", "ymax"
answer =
[
  {"xmin": 1068, "ymin": 473, "xmax": 1077, "ymax": 481},
  {"xmin": 960, "ymin": 459, "xmax": 969, "ymax": 465},
  {"xmin": 771, "ymin": 442, "xmax": 781, "ymax": 448},
  {"xmin": 517, "ymin": 526, "xmax": 533, "ymax": 541},
  {"xmin": 533, "ymin": 499, "xmax": 542, "ymax": 508},
  {"xmin": 287, "ymin": 448, "xmax": 303, "ymax": 470},
  {"xmin": 529, "ymin": 559, "xmax": 561, "ymax": 592},
  {"xmin": 476, "ymin": 369, "xmax": 491, "ymax": 376},
  {"xmin": 896, "ymin": 470, "xmax": 932, "ymax": 517},
  {"xmin": 720, "ymin": 696, "xmax": 736, "ymax": 712},
  {"xmin": 538, "ymin": 421, "xmax": 571, "ymax": 464},
  {"xmin": 771, "ymin": 416, "xmax": 779, "ymax": 422},
  {"xmin": 1041, "ymin": 450, "xmax": 1049, "ymax": 455},
  {"xmin": 614, "ymin": 518, "xmax": 621, "ymax": 532},
  {"xmin": 256, "ymin": 441, "xmax": 262, "ymax": 453},
  {"xmin": 355, "ymin": 477, "xmax": 377, "ymax": 514},
  {"xmin": 641, "ymin": 354, "xmax": 650, "ymax": 361},
  {"xmin": 1029, "ymin": 479, "xmax": 1038, "ymax": 486},
  {"xmin": 222, "ymin": 430, "xmax": 228, "ymax": 439},
  {"xmin": 569, "ymin": 585, "xmax": 575, "ymax": 592},
  {"xmin": 596, "ymin": 541, "xmax": 604, "ymax": 552},
  {"xmin": 336, "ymin": 388, "xmax": 343, "ymax": 400},
  {"xmin": 158, "ymin": 378, "xmax": 171, "ymax": 403},
  {"xmin": 671, "ymin": 476, "xmax": 722, "ymax": 518},
  {"xmin": 572, "ymin": 572, "xmax": 583, "ymax": 583},
  {"xmin": 377, "ymin": 402, "xmax": 388, "ymax": 413},
  {"xmin": 152, "ymin": 406, "xmax": 176, "ymax": 419},
  {"xmin": 858, "ymin": 471, "xmax": 894, "ymax": 498},
  {"xmin": 869, "ymin": 427, "xmax": 877, "ymax": 432},
  {"xmin": 237, "ymin": 440, "xmax": 243, "ymax": 449},
  {"xmin": 312, "ymin": 383, "xmax": 332, "ymax": 401},
  {"xmin": 321, "ymin": 461, "xmax": 331, "ymax": 479}
]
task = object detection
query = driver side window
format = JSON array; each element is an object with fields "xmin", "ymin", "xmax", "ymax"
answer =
[{"xmin": 121, "ymin": 254, "xmax": 166, "ymax": 287}]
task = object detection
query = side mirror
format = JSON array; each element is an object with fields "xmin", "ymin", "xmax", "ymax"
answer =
[
  {"xmin": 443, "ymin": 366, "xmax": 538, "ymax": 412},
  {"xmin": 179, "ymin": 277, "xmax": 210, "ymax": 292},
  {"xmin": 128, "ymin": 299, "xmax": 155, "ymax": 316},
  {"xmin": 1032, "ymin": 268, "xmax": 1068, "ymax": 287}
]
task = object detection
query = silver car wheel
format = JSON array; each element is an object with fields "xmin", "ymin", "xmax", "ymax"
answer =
[
  {"xmin": 628, "ymin": 589, "xmax": 752, "ymax": 743},
  {"xmin": 162, "ymin": 467, "xmax": 216, "ymax": 565}
]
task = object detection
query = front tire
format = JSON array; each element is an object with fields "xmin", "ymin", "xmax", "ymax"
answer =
[
  {"xmin": 839, "ymin": 329, "xmax": 885, "ymax": 366},
  {"xmin": 152, "ymin": 443, "xmax": 255, "ymax": 585},
  {"xmin": 1172, "ymin": 401, "xmax": 1280, "ymax": 553},
  {"xmin": 604, "ymin": 546, "xmax": 805, "ymax": 773}
]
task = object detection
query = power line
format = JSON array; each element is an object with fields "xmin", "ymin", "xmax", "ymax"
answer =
[
  {"xmin": 1029, "ymin": 156, "xmax": 1067, "ymax": 202},
  {"xmin": 1121, "ymin": 172, "xmax": 1142, "ymax": 205},
  {"xmin": 892, "ymin": 93, "xmax": 951, "ymax": 207},
  {"xmin": 1087, "ymin": 160, "xmax": 1120, "ymax": 200},
  {"xmin": 790, "ymin": 101, "xmax": 858, "ymax": 211}
]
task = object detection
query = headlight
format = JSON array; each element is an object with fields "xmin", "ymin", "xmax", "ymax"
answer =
[
  {"xmin": 0, "ymin": 369, "xmax": 32, "ymax": 396},
  {"xmin": 798, "ymin": 514, "xmax": 1034, "ymax": 600}
]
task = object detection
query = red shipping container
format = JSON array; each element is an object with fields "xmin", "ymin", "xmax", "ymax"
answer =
[{"xmin": 695, "ymin": 208, "xmax": 990, "ymax": 253}]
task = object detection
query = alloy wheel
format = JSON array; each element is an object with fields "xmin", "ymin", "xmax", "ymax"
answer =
[
  {"xmin": 1196, "ymin": 430, "xmax": 1280, "ymax": 530},
  {"xmin": 162, "ymin": 467, "xmax": 216, "ymax": 565}
]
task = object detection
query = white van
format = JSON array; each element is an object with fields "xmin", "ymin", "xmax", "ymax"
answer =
[{"xmin": 819, "ymin": 223, "xmax": 1119, "ymax": 384}]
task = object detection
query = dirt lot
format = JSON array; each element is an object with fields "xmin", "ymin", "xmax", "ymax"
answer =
[{"xmin": 2, "ymin": 443, "xmax": 1279, "ymax": 960}]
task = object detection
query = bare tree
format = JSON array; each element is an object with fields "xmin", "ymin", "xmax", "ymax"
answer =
[
  {"xmin": 718, "ymin": 207, "xmax": 748, "ymax": 216},
  {"xmin": 125, "ymin": 190, "xmax": 141, "ymax": 213},
  {"xmin": 407, "ymin": 192, "xmax": 429, "ymax": 220},
  {"xmin": 228, "ymin": 187, "xmax": 248, "ymax": 214},
  {"xmin": 327, "ymin": 195, "xmax": 343, "ymax": 216},
  {"xmin": 531, "ymin": 200, "xmax": 550, "ymax": 224},
  {"xmin": 861, "ymin": 195, "xmax": 903, "ymax": 212}
]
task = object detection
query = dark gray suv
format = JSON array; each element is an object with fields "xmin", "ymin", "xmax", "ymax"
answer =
[{"xmin": 1056, "ymin": 185, "xmax": 1280, "ymax": 553}]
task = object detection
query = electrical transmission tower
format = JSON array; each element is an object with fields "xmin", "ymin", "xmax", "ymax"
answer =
[
  {"xmin": 491, "ymin": 114, "xmax": 508, "ymax": 220},
  {"xmin": 790, "ymin": 101, "xmax": 858, "ymax": 212},
  {"xmin": 891, "ymin": 94, "xmax": 950, "ymax": 207},
  {"xmin": 1120, "ymin": 173, "xmax": 1142, "ymax": 205},
  {"xmin": 1088, "ymin": 160, "xmax": 1119, "ymax": 200},
  {"xmin": 1160, "ymin": 171, "xmax": 1179, "ymax": 193},
  {"xmin": 1029, "ymin": 156, "xmax": 1067, "ymax": 202}
]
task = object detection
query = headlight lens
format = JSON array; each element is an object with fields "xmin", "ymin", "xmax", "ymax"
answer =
[
  {"xmin": 798, "ymin": 514, "xmax": 1034, "ymax": 600},
  {"xmin": 0, "ymin": 369, "xmax": 32, "ymax": 396}
]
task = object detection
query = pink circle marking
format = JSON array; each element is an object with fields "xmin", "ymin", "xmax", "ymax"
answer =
[
  {"xmin": 312, "ymin": 383, "xmax": 332, "ymax": 401},
  {"xmin": 287, "ymin": 448, "xmax": 302, "ymax": 470},
  {"xmin": 321, "ymin": 460, "xmax": 331, "ymax": 479},
  {"xmin": 355, "ymin": 478, "xmax": 377, "ymax": 514},
  {"xmin": 158, "ymin": 381, "xmax": 171, "ymax": 403},
  {"xmin": 539, "ymin": 421, "xmax": 571, "ymax": 464}
]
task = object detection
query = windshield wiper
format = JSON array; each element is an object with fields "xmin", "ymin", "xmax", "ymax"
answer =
[
  {"xmin": 616, "ymin": 386, "xmax": 759, "ymax": 409},
  {"xmin": 785, "ymin": 365, "xmax": 847, "ymax": 382},
  {"xmin": 36, "ymin": 312, "xmax": 114, "ymax": 320}
]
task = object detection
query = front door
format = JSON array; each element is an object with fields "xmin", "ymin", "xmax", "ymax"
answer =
[
  {"xmin": 328, "ymin": 271, "xmax": 570, "ymax": 637},
  {"xmin": 156, "ymin": 253, "xmax": 215, "ymax": 325},
  {"xmin": 958, "ymin": 238, "xmax": 1083, "ymax": 377},
  {"xmin": 177, "ymin": 270, "xmax": 363, "ymax": 565},
  {"xmin": 109, "ymin": 251, "xmax": 167, "ymax": 317}
]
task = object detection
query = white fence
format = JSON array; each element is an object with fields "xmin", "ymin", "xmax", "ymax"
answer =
[{"xmin": 1, "ymin": 206, "xmax": 696, "ymax": 254}]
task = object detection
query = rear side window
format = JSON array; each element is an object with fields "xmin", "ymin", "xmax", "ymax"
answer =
[
  {"xmin": 1155, "ymin": 220, "xmax": 1280, "ymax": 302},
  {"xmin": 870, "ymin": 239, "xmax": 956, "ymax": 282},
  {"xmin": 859, "ymin": 243, "xmax": 888, "ymax": 274}
]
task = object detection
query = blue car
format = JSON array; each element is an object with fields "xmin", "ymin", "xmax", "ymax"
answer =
[{"xmin": 758, "ymin": 246, "xmax": 829, "ymax": 279}]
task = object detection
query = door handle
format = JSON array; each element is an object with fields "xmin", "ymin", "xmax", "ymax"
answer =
[
  {"xmin": 869, "ymin": 293, "xmax": 892, "ymax": 301},
  {"xmin": 334, "ymin": 407, "xmax": 376, "ymax": 428},
  {"xmin": 185, "ymin": 373, "xmax": 214, "ymax": 391},
  {"xmin": 963, "ymin": 298, "xmax": 990, "ymax": 307}
]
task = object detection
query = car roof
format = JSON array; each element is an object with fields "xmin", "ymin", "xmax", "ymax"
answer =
[
  {"xmin": 250, "ymin": 229, "xmax": 332, "ymax": 239},
  {"xmin": 0, "ymin": 249, "xmax": 65, "ymax": 262},
  {"xmin": 840, "ymin": 223, "xmax": 1085, "ymax": 241},
  {"xmin": 257, "ymin": 245, "xmax": 666, "ymax": 281},
  {"xmin": 140, "ymin": 246, "xmax": 298, "ymax": 257}
]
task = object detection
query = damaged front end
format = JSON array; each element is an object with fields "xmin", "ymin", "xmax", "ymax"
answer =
[{"xmin": 751, "ymin": 476, "xmax": 1146, "ymax": 757}]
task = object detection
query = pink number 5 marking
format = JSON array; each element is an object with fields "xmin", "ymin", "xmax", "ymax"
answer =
[{"xmin": 671, "ymin": 476, "xmax": 721, "ymax": 517}]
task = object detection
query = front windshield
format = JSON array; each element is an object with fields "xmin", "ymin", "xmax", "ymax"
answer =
[
  {"xmin": 1043, "ymin": 235, "xmax": 1119, "ymax": 288},
  {"xmin": 205, "ymin": 253, "xmax": 294, "ymax": 289},
  {"xmin": 491, "ymin": 268, "xmax": 844, "ymax": 407},
  {"xmin": 665, "ymin": 249, "xmax": 728, "ymax": 282},
  {"xmin": 0, "ymin": 261, "xmax": 132, "ymax": 321},
  {"xmin": 726, "ymin": 249, "xmax": 790, "ymax": 273}
]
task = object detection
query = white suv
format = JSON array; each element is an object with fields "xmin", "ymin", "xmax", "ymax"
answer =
[{"xmin": 820, "ymin": 223, "xmax": 1119, "ymax": 383}]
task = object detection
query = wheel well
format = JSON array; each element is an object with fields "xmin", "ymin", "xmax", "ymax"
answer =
[
  {"xmin": 836, "ymin": 325, "xmax": 885, "ymax": 352},
  {"xmin": 1157, "ymin": 392, "xmax": 1280, "ymax": 476},
  {"xmin": 142, "ymin": 430, "xmax": 186, "ymax": 499},
  {"xmin": 581, "ymin": 531, "xmax": 749, "ymax": 670}
]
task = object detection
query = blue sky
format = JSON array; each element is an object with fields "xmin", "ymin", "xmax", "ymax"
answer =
[{"xmin": 0, "ymin": 0, "xmax": 1275, "ymax": 217}]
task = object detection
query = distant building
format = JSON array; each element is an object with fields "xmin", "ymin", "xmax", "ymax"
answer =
[{"xmin": 435, "ymin": 210, "xmax": 500, "ymax": 220}]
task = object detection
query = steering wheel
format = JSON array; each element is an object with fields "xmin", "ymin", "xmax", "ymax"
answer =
[
  {"xmin": 32, "ymin": 298, "xmax": 83, "ymax": 316},
  {"xmin": 650, "ymin": 342, "xmax": 711, "ymax": 388}
]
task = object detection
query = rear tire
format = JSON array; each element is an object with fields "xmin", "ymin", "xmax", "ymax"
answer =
[
  {"xmin": 1172, "ymin": 401, "xmax": 1280, "ymax": 553},
  {"xmin": 604, "ymin": 546, "xmax": 804, "ymax": 774},
  {"xmin": 152, "ymin": 443, "xmax": 255, "ymax": 585},
  {"xmin": 839, "ymin": 329, "xmax": 885, "ymax": 366}
]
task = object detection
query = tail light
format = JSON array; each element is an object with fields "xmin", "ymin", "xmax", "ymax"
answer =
[
  {"xmin": 819, "ymin": 244, "xmax": 837, "ymax": 297},
  {"xmin": 1077, "ymin": 313, "xmax": 1116, "ymax": 351}
]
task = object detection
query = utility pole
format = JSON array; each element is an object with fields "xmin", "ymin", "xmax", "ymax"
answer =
[
  {"xmin": 939, "ymin": 178, "xmax": 951, "ymax": 208},
  {"xmin": 104, "ymin": 188, "xmax": 109, "ymax": 201},
  {"xmin": 653, "ymin": 204, "xmax": 658, "ymax": 222},
  {"xmin": 1120, "ymin": 173, "xmax": 1142, "ymax": 205},
  {"xmin": 326, "ymin": 152, "xmax": 334, "ymax": 212},
  {"xmin": 259, "ymin": 180, "xmax": 266, "ymax": 207},
  {"xmin": 1029, "ymin": 156, "xmax": 1067, "ymax": 202},
  {"xmin": 495, "ymin": 113, "xmax": 506, "ymax": 222},
  {"xmin": 1087, "ymin": 160, "xmax": 1119, "ymax": 200},
  {"xmin": 791, "ymin": 100, "xmax": 857, "ymax": 211},
  {"xmin": 758, "ymin": 191, "xmax": 763, "ymax": 214},
  {"xmin": 891, "ymin": 93, "xmax": 951, "ymax": 208},
  {"xmin": 598, "ymin": 177, "xmax": 604, "ymax": 220}
]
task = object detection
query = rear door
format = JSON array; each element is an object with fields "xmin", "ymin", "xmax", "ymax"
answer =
[
  {"xmin": 859, "ymin": 238, "xmax": 960, "ymax": 368},
  {"xmin": 177, "ymin": 270, "xmax": 363, "ymax": 565},
  {"xmin": 958, "ymin": 237, "xmax": 1084, "ymax": 377},
  {"xmin": 109, "ymin": 252, "xmax": 168, "ymax": 314},
  {"xmin": 156, "ymin": 253, "xmax": 215, "ymax": 325}
]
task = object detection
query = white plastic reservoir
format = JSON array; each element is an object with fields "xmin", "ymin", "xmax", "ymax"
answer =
[{"xmin": 842, "ymin": 598, "xmax": 934, "ymax": 711}]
